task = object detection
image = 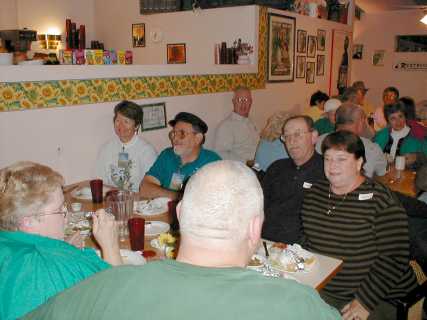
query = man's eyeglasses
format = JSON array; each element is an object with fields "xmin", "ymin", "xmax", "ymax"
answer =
[
  {"xmin": 281, "ymin": 130, "xmax": 311, "ymax": 142},
  {"xmin": 235, "ymin": 97, "xmax": 251, "ymax": 104},
  {"xmin": 33, "ymin": 204, "xmax": 68, "ymax": 218},
  {"xmin": 168, "ymin": 130, "xmax": 197, "ymax": 140}
]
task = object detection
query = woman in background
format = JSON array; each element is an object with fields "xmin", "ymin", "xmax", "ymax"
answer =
[
  {"xmin": 0, "ymin": 162, "xmax": 121, "ymax": 320},
  {"xmin": 304, "ymin": 90, "xmax": 329, "ymax": 121},
  {"xmin": 96, "ymin": 100, "xmax": 157, "ymax": 192},
  {"xmin": 254, "ymin": 111, "xmax": 290, "ymax": 173}
]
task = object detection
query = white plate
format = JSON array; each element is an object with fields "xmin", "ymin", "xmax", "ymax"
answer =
[
  {"xmin": 247, "ymin": 254, "xmax": 267, "ymax": 269},
  {"xmin": 135, "ymin": 197, "xmax": 170, "ymax": 216},
  {"xmin": 71, "ymin": 186, "xmax": 111, "ymax": 201},
  {"xmin": 145, "ymin": 221, "xmax": 170, "ymax": 236},
  {"xmin": 95, "ymin": 249, "xmax": 146, "ymax": 266}
]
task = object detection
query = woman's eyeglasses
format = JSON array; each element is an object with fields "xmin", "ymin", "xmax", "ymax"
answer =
[{"xmin": 34, "ymin": 204, "xmax": 68, "ymax": 218}]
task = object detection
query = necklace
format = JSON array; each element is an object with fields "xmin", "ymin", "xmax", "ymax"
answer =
[{"xmin": 326, "ymin": 186, "xmax": 348, "ymax": 215}]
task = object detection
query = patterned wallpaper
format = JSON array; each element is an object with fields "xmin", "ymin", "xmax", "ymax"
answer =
[{"xmin": 0, "ymin": 7, "xmax": 267, "ymax": 112}]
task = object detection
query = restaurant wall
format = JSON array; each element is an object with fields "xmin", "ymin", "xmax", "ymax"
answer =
[
  {"xmin": 0, "ymin": 5, "xmax": 351, "ymax": 184},
  {"xmin": 0, "ymin": 0, "xmax": 18, "ymax": 29},
  {"xmin": 351, "ymin": 10, "xmax": 427, "ymax": 108}
]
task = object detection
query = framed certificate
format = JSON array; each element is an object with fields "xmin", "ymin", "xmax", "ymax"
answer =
[{"xmin": 141, "ymin": 102, "xmax": 167, "ymax": 131}]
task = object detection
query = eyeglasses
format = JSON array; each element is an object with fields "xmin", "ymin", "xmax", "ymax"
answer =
[
  {"xmin": 281, "ymin": 130, "xmax": 311, "ymax": 142},
  {"xmin": 235, "ymin": 97, "xmax": 251, "ymax": 104},
  {"xmin": 168, "ymin": 129, "xmax": 197, "ymax": 140},
  {"xmin": 33, "ymin": 204, "xmax": 68, "ymax": 218}
]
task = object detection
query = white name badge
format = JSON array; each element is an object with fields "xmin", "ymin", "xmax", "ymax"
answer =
[
  {"xmin": 359, "ymin": 193, "xmax": 373, "ymax": 200},
  {"xmin": 303, "ymin": 182, "xmax": 312, "ymax": 189}
]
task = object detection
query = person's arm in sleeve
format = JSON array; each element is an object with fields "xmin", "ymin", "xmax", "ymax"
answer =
[{"xmin": 355, "ymin": 196, "xmax": 413, "ymax": 312}]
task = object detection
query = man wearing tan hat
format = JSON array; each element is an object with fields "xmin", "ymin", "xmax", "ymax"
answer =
[
  {"xmin": 351, "ymin": 80, "xmax": 375, "ymax": 116},
  {"xmin": 313, "ymin": 98, "xmax": 341, "ymax": 135}
]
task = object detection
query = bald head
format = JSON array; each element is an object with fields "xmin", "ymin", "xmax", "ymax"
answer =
[{"xmin": 179, "ymin": 161, "xmax": 263, "ymax": 246}]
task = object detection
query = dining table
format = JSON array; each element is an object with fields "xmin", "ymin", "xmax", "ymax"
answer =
[
  {"xmin": 375, "ymin": 167, "xmax": 417, "ymax": 197},
  {"xmin": 64, "ymin": 180, "xmax": 172, "ymax": 255},
  {"xmin": 64, "ymin": 180, "xmax": 343, "ymax": 291}
]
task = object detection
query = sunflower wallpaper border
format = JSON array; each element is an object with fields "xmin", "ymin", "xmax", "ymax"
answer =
[{"xmin": 0, "ymin": 7, "xmax": 268, "ymax": 112}]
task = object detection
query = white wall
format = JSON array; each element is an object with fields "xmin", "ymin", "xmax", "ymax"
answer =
[
  {"xmin": 0, "ymin": 0, "xmax": 18, "ymax": 29},
  {"xmin": 351, "ymin": 10, "xmax": 427, "ymax": 108},
  {"xmin": 95, "ymin": 3, "xmax": 258, "ymax": 65},
  {"xmin": 0, "ymin": 4, "xmax": 351, "ymax": 184}
]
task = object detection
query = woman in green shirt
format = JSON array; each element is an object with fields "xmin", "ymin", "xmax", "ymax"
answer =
[{"xmin": 0, "ymin": 162, "xmax": 121, "ymax": 320}]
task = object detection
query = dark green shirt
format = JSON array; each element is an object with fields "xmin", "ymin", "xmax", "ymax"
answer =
[
  {"xmin": 24, "ymin": 259, "xmax": 340, "ymax": 320},
  {"xmin": 314, "ymin": 118, "xmax": 334, "ymax": 135}
]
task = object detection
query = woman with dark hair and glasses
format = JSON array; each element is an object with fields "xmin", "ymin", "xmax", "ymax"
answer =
[
  {"xmin": 0, "ymin": 162, "xmax": 121, "ymax": 320},
  {"xmin": 301, "ymin": 131, "xmax": 417, "ymax": 320},
  {"xmin": 374, "ymin": 101, "xmax": 427, "ymax": 167},
  {"xmin": 96, "ymin": 100, "xmax": 157, "ymax": 192}
]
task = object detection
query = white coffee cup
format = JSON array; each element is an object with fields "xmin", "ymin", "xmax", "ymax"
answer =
[
  {"xmin": 71, "ymin": 202, "xmax": 82, "ymax": 212},
  {"xmin": 395, "ymin": 156, "xmax": 406, "ymax": 171}
]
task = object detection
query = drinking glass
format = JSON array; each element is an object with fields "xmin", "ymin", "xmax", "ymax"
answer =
[{"xmin": 105, "ymin": 190, "xmax": 134, "ymax": 242}]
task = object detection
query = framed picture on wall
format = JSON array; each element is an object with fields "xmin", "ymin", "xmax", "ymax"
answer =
[
  {"xmin": 352, "ymin": 44, "xmax": 363, "ymax": 59},
  {"xmin": 317, "ymin": 29, "xmax": 326, "ymax": 51},
  {"xmin": 372, "ymin": 49, "xmax": 385, "ymax": 66},
  {"xmin": 297, "ymin": 30, "xmax": 307, "ymax": 54},
  {"xmin": 307, "ymin": 35, "xmax": 317, "ymax": 58},
  {"xmin": 267, "ymin": 13, "xmax": 296, "ymax": 82},
  {"xmin": 140, "ymin": 102, "xmax": 167, "ymax": 131},
  {"xmin": 316, "ymin": 55, "xmax": 325, "ymax": 76},
  {"xmin": 296, "ymin": 56, "xmax": 306, "ymax": 78},
  {"xmin": 306, "ymin": 61, "xmax": 315, "ymax": 83},
  {"xmin": 132, "ymin": 23, "xmax": 146, "ymax": 48},
  {"xmin": 167, "ymin": 43, "xmax": 186, "ymax": 64}
]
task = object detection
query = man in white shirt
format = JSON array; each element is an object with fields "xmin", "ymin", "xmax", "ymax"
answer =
[
  {"xmin": 316, "ymin": 102, "xmax": 387, "ymax": 178},
  {"xmin": 214, "ymin": 87, "xmax": 259, "ymax": 162}
]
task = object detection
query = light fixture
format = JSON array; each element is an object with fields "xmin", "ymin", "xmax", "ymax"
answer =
[
  {"xmin": 38, "ymin": 34, "xmax": 62, "ymax": 50},
  {"xmin": 421, "ymin": 13, "xmax": 427, "ymax": 25}
]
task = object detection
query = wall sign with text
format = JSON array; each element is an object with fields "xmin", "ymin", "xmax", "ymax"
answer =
[{"xmin": 393, "ymin": 62, "xmax": 427, "ymax": 71}]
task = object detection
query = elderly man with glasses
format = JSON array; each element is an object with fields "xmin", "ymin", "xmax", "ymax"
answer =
[
  {"xmin": 214, "ymin": 86, "xmax": 259, "ymax": 162},
  {"xmin": 140, "ymin": 112, "xmax": 221, "ymax": 200},
  {"xmin": 261, "ymin": 115, "xmax": 322, "ymax": 245}
]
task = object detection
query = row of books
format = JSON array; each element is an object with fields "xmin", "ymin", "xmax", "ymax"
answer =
[{"xmin": 58, "ymin": 49, "xmax": 133, "ymax": 65}]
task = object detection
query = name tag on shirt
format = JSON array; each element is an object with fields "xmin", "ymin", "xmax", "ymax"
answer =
[
  {"xmin": 359, "ymin": 193, "xmax": 373, "ymax": 200},
  {"xmin": 170, "ymin": 172, "xmax": 185, "ymax": 191},
  {"xmin": 303, "ymin": 182, "xmax": 312, "ymax": 189}
]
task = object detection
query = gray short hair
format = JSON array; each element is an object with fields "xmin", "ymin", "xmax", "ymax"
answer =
[
  {"xmin": 179, "ymin": 161, "xmax": 263, "ymax": 245},
  {"xmin": 0, "ymin": 162, "xmax": 64, "ymax": 230}
]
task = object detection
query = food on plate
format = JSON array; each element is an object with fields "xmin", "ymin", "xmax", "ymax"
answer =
[
  {"xmin": 268, "ymin": 244, "xmax": 315, "ymax": 272},
  {"xmin": 248, "ymin": 256, "xmax": 263, "ymax": 267}
]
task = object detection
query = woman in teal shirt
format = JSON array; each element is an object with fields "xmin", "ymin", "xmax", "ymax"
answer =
[
  {"xmin": 374, "ymin": 102, "xmax": 427, "ymax": 166},
  {"xmin": 0, "ymin": 162, "xmax": 121, "ymax": 320}
]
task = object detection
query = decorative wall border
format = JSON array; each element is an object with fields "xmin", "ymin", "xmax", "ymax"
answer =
[{"xmin": 0, "ymin": 7, "xmax": 268, "ymax": 112}]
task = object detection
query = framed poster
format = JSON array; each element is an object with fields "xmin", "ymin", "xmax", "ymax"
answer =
[
  {"xmin": 267, "ymin": 13, "xmax": 296, "ymax": 82},
  {"xmin": 297, "ymin": 29, "xmax": 307, "ymax": 54},
  {"xmin": 352, "ymin": 44, "xmax": 363, "ymax": 59},
  {"xmin": 296, "ymin": 56, "xmax": 306, "ymax": 78},
  {"xmin": 306, "ymin": 61, "xmax": 315, "ymax": 84},
  {"xmin": 317, "ymin": 55, "xmax": 325, "ymax": 76},
  {"xmin": 141, "ymin": 102, "xmax": 167, "ymax": 131},
  {"xmin": 329, "ymin": 30, "xmax": 352, "ymax": 97},
  {"xmin": 317, "ymin": 29, "xmax": 326, "ymax": 51},
  {"xmin": 372, "ymin": 50, "xmax": 385, "ymax": 66},
  {"xmin": 132, "ymin": 23, "xmax": 146, "ymax": 48},
  {"xmin": 307, "ymin": 35, "xmax": 317, "ymax": 58},
  {"xmin": 167, "ymin": 43, "xmax": 186, "ymax": 64}
]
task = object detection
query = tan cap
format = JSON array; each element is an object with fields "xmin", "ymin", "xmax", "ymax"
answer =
[{"xmin": 352, "ymin": 81, "xmax": 369, "ymax": 92}]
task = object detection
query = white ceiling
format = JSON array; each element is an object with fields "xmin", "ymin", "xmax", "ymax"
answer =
[{"xmin": 356, "ymin": 0, "xmax": 427, "ymax": 13}]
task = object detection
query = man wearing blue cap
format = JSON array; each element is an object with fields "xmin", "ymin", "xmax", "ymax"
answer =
[{"xmin": 140, "ymin": 112, "xmax": 221, "ymax": 200}]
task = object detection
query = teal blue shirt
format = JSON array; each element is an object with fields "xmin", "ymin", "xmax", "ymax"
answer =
[
  {"xmin": 146, "ymin": 147, "xmax": 221, "ymax": 190},
  {"xmin": 314, "ymin": 118, "xmax": 335, "ymax": 135},
  {"xmin": 0, "ymin": 231, "xmax": 110, "ymax": 320}
]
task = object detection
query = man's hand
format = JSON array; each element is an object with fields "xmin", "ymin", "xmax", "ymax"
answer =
[{"xmin": 341, "ymin": 299, "xmax": 369, "ymax": 320}]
